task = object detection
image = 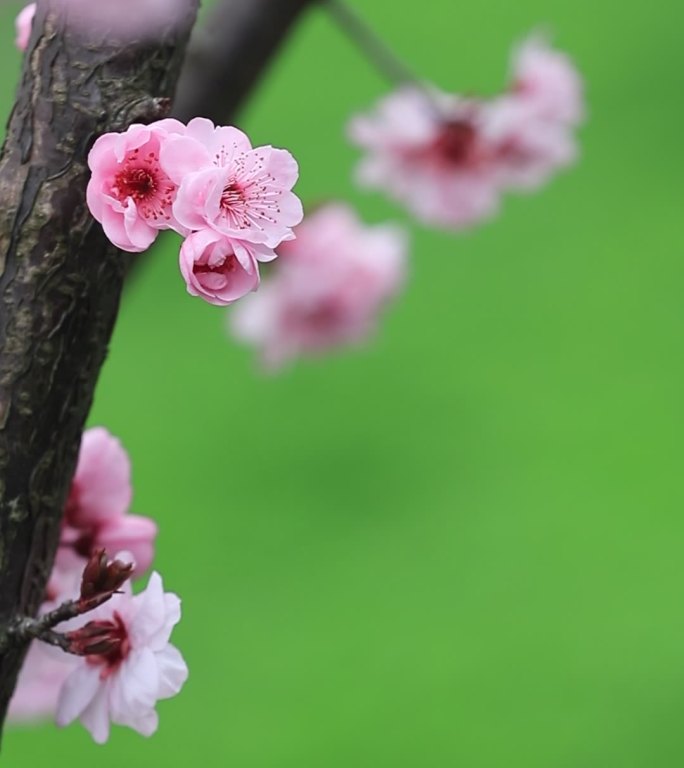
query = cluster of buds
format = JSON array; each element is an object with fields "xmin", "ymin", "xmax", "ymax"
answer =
[{"xmin": 17, "ymin": 549, "xmax": 134, "ymax": 655}]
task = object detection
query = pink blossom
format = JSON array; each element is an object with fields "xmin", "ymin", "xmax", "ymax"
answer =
[
  {"xmin": 14, "ymin": 3, "xmax": 35, "ymax": 52},
  {"xmin": 67, "ymin": 428, "xmax": 132, "ymax": 527},
  {"xmin": 87, "ymin": 120, "xmax": 187, "ymax": 252},
  {"xmin": 348, "ymin": 87, "xmax": 501, "ymax": 229},
  {"xmin": 231, "ymin": 203, "xmax": 408, "ymax": 368},
  {"xmin": 179, "ymin": 230, "xmax": 274, "ymax": 306},
  {"xmin": 484, "ymin": 96, "xmax": 578, "ymax": 191},
  {"xmin": 8, "ymin": 642, "xmax": 77, "ymax": 724},
  {"xmin": 56, "ymin": 572, "xmax": 188, "ymax": 744},
  {"xmin": 348, "ymin": 37, "xmax": 583, "ymax": 230},
  {"xmin": 56, "ymin": 427, "xmax": 157, "ymax": 577},
  {"xmin": 160, "ymin": 117, "xmax": 303, "ymax": 248},
  {"xmin": 510, "ymin": 35, "xmax": 584, "ymax": 125}
]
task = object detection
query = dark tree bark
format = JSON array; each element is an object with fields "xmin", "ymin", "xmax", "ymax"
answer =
[
  {"xmin": 174, "ymin": 0, "xmax": 318, "ymax": 125},
  {"xmin": 0, "ymin": 0, "xmax": 199, "ymax": 732}
]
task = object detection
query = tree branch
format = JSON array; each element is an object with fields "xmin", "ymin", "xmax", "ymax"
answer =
[
  {"xmin": 173, "ymin": 0, "xmax": 318, "ymax": 125},
  {"xmin": 0, "ymin": 0, "xmax": 198, "ymax": 733}
]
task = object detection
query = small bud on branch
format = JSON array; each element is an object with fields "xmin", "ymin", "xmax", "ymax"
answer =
[
  {"xmin": 5, "ymin": 551, "xmax": 133, "ymax": 653},
  {"xmin": 80, "ymin": 549, "xmax": 133, "ymax": 602}
]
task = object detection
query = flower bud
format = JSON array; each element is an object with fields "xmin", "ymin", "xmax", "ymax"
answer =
[{"xmin": 80, "ymin": 549, "xmax": 133, "ymax": 601}]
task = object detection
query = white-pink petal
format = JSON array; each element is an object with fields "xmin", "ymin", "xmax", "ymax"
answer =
[
  {"xmin": 154, "ymin": 645, "xmax": 189, "ymax": 700},
  {"xmin": 55, "ymin": 570, "xmax": 187, "ymax": 743},
  {"xmin": 56, "ymin": 663, "xmax": 101, "ymax": 728},
  {"xmin": 79, "ymin": 685, "xmax": 112, "ymax": 745}
]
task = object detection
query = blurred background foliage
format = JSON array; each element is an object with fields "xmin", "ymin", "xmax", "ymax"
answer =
[{"xmin": 2, "ymin": 0, "xmax": 684, "ymax": 765}]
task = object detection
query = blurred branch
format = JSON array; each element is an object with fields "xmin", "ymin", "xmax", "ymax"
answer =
[
  {"xmin": 173, "ymin": 0, "xmax": 318, "ymax": 124},
  {"xmin": 0, "ymin": 0, "xmax": 198, "ymax": 733}
]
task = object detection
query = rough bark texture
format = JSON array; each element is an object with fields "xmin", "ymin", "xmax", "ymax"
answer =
[
  {"xmin": 174, "ymin": 0, "xmax": 317, "ymax": 125},
  {"xmin": 0, "ymin": 0, "xmax": 198, "ymax": 731}
]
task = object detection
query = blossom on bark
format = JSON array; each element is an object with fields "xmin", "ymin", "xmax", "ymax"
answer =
[
  {"xmin": 86, "ymin": 120, "xmax": 187, "ymax": 252},
  {"xmin": 179, "ymin": 229, "xmax": 275, "ymax": 306},
  {"xmin": 231, "ymin": 203, "xmax": 408, "ymax": 368},
  {"xmin": 55, "ymin": 572, "xmax": 188, "ymax": 744},
  {"xmin": 14, "ymin": 3, "xmax": 35, "ymax": 52},
  {"xmin": 160, "ymin": 117, "xmax": 303, "ymax": 248},
  {"xmin": 57, "ymin": 428, "xmax": 157, "ymax": 578}
]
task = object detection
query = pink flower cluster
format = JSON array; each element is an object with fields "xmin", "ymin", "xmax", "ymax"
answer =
[
  {"xmin": 9, "ymin": 429, "xmax": 186, "ymax": 744},
  {"xmin": 231, "ymin": 203, "xmax": 408, "ymax": 368},
  {"xmin": 86, "ymin": 117, "xmax": 302, "ymax": 306},
  {"xmin": 348, "ymin": 35, "xmax": 584, "ymax": 230}
]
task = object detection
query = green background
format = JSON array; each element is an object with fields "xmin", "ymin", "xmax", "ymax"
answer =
[{"xmin": 2, "ymin": 0, "xmax": 684, "ymax": 765}]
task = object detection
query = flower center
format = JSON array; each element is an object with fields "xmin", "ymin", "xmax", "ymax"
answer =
[
  {"xmin": 433, "ymin": 119, "xmax": 478, "ymax": 166},
  {"xmin": 114, "ymin": 166, "xmax": 157, "ymax": 201},
  {"xmin": 86, "ymin": 612, "xmax": 131, "ymax": 679},
  {"xmin": 220, "ymin": 181, "xmax": 245, "ymax": 211},
  {"xmin": 289, "ymin": 298, "xmax": 344, "ymax": 333}
]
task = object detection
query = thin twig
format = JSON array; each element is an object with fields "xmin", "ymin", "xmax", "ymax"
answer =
[{"xmin": 323, "ymin": 0, "xmax": 420, "ymax": 86}]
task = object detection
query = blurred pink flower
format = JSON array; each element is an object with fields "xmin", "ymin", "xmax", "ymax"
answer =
[
  {"xmin": 160, "ymin": 117, "xmax": 303, "ymax": 248},
  {"xmin": 349, "ymin": 88, "xmax": 501, "ymax": 229},
  {"xmin": 484, "ymin": 96, "xmax": 578, "ymax": 191},
  {"xmin": 57, "ymin": 427, "xmax": 157, "ymax": 577},
  {"xmin": 8, "ymin": 642, "xmax": 77, "ymax": 724},
  {"xmin": 14, "ymin": 3, "xmax": 35, "ymax": 52},
  {"xmin": 510, "ymin": 35, "xmax": 584, "ymax": 125},
  {"xmin": 56, "ymin": 572, "xmax": 188, "ymax": 744},
  {"xmin": 231, "ymin": 203, "xmax": 408, "ymax": 368},
  {"xmin": 179, "ymin": 230, "xmax": 274, "ymax": 306},
  {"xmin": 348, "ymin": 35, "xmax": 583, "ymax": 230},
  {"xmin": 86, "ymin": 120, "xmax": 187, "ymax": 252},
  {"xmin": 67, "ymin": 427, "xmax": 132, "ymax": 527}
]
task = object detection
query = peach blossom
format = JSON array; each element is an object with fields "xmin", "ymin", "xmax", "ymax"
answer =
[
  {"xmin": 231, "ymin": 203, "xmax": 408, "ymax": 367},
  {"xmin": 86, "ymin": 120, "xmax": 187, "ymax": 252}
]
